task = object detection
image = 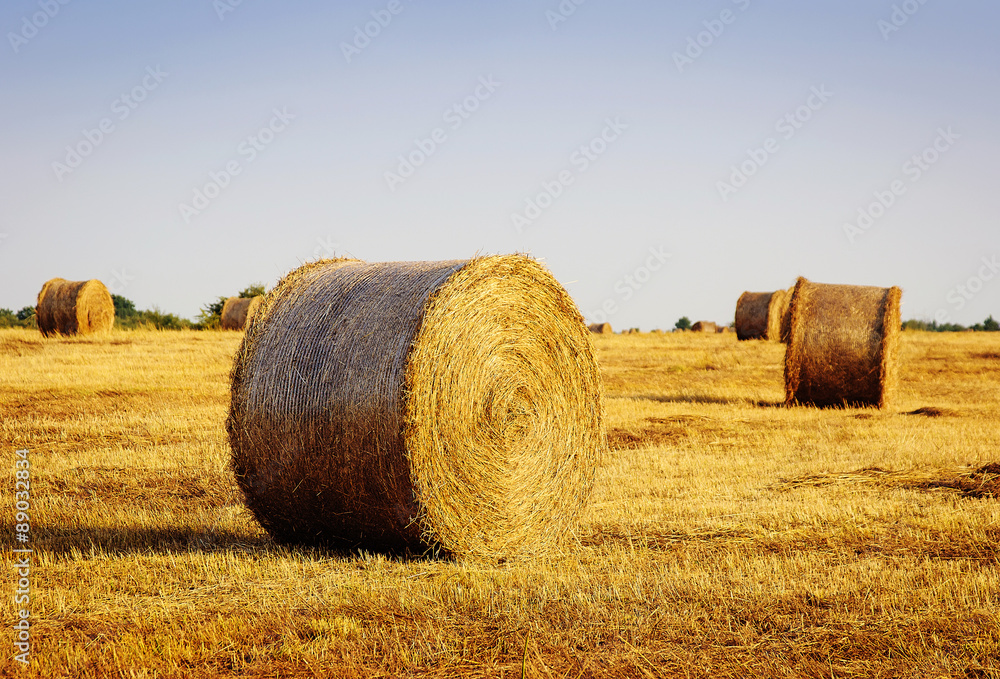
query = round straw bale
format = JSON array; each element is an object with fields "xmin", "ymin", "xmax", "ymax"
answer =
[
  {"xmin": 227, "ymin": 256, "xmax": 605, "ymax": 559},
  {"xmin": 588, "ymin": 322, "xmax": 612, "ymax": 334},
  {"xmin": 735, "ymin": 290, "xmax": 787, "ymax": 341},
  {"xmin": 784, "ymin": 277, "xmax": 901, "ymax": 408},
  {"xmin": 691, "ymin": 321, "xmax": 717, "ymax": 333},
  {"xmin": 220, "ymin": 296, "xmax": 263, "ymax": 330},
  {"xmin": 35, "ymin": 278, "xmax": 114, "ymax": 337}
]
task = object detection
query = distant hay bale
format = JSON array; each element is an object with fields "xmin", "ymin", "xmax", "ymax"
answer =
[
  {"xmin": 735, "ymin": 290, "xmax": 787, "ymax": 341},
  {"xmin": 784, "ymin": 277, "xmax": 901, "ymax": 408},
  {"xmin": 778, "ymin": 285, "xmax": 795, "ymax": 343},
  {"xmin": 227, "ymin": 256, "xmax": 605, "ymax": 559},
  {"xmin": 691, "ymin": 321, "xmax": 717, "ymax": 333},
  {"xmin": 35, "ymin": 278, "xmax": 114, "ymax": 337},
  {"xmin": 220, "ymin": 296, "xmax": 263, "ymax": 330},
  {"xmin": 717, "ymin": 326, "xmax": 731, "ymax": 334},
  {"xmin": 588, "ymin": 322, "xmax": 612, "ymax": 334}
]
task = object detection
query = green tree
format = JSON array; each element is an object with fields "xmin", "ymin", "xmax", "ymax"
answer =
[
  {"xmin": 196, "ymin": 296, "xmax": 228, "ymax": 329},
  {"xmin": 674, "ymin": 316, "xmax": 691, "ymax": 331},
  {"xmin": 111, "ymin": 294, "xmax": 137, "ymax": 319},
  {"xmin": 16, "ymin": 306, "xmax": 35, "ymax": 321},
  {"xmin": 238, "ymin": 283, "xmax": 265, "ymax": 298},
  {"xmin": 0, "ymin": 308, "xmax": 16, "ymax": 328},
  {"xmin": 984, "ymin": 315, "xmax": 999, "ymax": 332}
]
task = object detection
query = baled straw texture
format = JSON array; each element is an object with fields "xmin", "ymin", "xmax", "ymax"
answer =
[
  {"xmin": 784, "ymin": 277, "xmax": 901, "ymax": 409},
  {"xmin": 227, "ymin": 256, "xmax": 605, "ymax": 559},
  {"xmin": 588, "ymin": 322, "xmax": 612, "ymax": 334},
  {"xmin": 691, "ymin": 321, "xmax": 717, "ymax": 333},
  {"xmin": 36, "ymin": 278, "xmax": 114, "ymax": 337},
  {"xmin": 735, "ymin": 290, "xmax": 787, "ymax": 341},
  {"xmin": 220, "ymin": 296, "xmax": 263, "ymax": 330}
]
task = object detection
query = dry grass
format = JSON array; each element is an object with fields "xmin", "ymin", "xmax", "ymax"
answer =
[{"xmin": 2, "ymin": 328, "xmax": 999, "ymax": 677}]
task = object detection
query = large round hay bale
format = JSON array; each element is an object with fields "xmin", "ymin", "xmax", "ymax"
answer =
[
  {"xmin": 227, "ymin": 256, "xmax": 606, "ymax": 559},
  {"xmin": 691, "ymin": 321, "xmax": 717, "ymax": 333},
  {"xmin": 588, "ymin": 322, "xmax": 612, "ymax": 334},
  {"xmin": 35, "ymin": 278, "xmax": 114, "ymax": 337},
  {"xmin": 220, "ymin": 296, "xmax": 263, "ymax": 330},
  {"xmin": 735, "ymin": 290, "xmax": 787, "ymax": 341},
  {"xmin": 784, "ymin": 277, "xmax": 901, "ymax": 408}
]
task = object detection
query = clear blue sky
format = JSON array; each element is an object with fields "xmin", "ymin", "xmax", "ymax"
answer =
[{"xmin": 2, "ymin": 0, "xmax": 998, "ymax": 327}]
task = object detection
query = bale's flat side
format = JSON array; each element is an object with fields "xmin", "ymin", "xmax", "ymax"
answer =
[
  {"xmin": 36, "ymin": 278, "xmax": 114, "ymax": 337},
  {"xmin": 228, "ymin": 256, "xmax": 604, "ymax": 559},
  {"xmin": 691, "ymin": 321, "xmax": 717, "ymax": 333},
  {"xmin": 734, "ymin": 292, "xmax": 772, "ymax": 340},
  {"xmin": 783, "ymin": 277, "xmax": 809, "ymax": 402},
  {"xmin": 246, "ymin": 296, "xmax": 263, "ymax": 325},
  {"xmin": 784, "ymin": 277, "xmax": 901, "ymax": 408},
  {"xmin": 405, "ymin": 256, "xmax": 604, "ymax": 558},
  {"xmin": 765, "ymin": 289, "xmax": 787, "ymax": 341},
  {"xmin": 221, "ymin": 296, "xmax": 259, "ymax": 330},
  {"xmin": 878, "ymin": 286, "xmax": 902, "ymax": 409},
  {"xmin": 778, "ymin": 285, "xmax": 796, "ymax": 343}
]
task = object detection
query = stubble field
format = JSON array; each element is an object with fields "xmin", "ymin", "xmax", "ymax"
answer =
[{"xmin": 2, "ymin": 327, "xmax": 999, "ymax": 678}]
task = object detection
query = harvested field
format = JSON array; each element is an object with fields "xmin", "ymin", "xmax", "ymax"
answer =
[{"xmin": 2, "ymin": 328, "xmax": 999, "ymax": 678}]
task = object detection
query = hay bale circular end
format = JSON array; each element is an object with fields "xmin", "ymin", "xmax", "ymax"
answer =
[
  {"xmin": 588, "ymin": 322, "xmax": 612, "ymax": 334},
  {"xmin": 691, "ymin": 321, "xmax": 717, "ymax": 333},
  {"xmin": 227, "ymin": 256, "xmax": 606, "ymax": 559},
  {"xmin": 36, "ymin": 278, "xmax": 114, "ymax": 337},
  {"xmin": 221, "ymin": 296, "xmax": 263, "ymax": 330},
  {"xmin": 784, "ymin": 277, "xmax": 901, "ymax": 408}
]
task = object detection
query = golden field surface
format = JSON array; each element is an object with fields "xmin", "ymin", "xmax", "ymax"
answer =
[{"xmin": 2, "ymin": 327, "xmax": 999, "ymax": 678}]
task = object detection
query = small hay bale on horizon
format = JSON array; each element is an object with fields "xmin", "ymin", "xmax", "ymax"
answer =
[
  {"xmin": 735, "ymin": 290, "xmax": 787, "ymax": 341},
  {"xmin": 784, "ymin": 277, "xmax": 901, "ymax": 409},
  {"xmin": 227, "ymin": 255, "xmax": 606, "ymax": 560},
  {"xmin": 220, "ymin": 296, "xmax": 263, "ymax": 330},
  {"xmin": 691, "ymin": 321, "xmax": 717, "ymax": 333},
  {"xmin": 35, "ymin": 278, "xmax": 114, "ymax": 337},
  {"xmin": 588, "ymin": 322, "xmax": 612, "ymax": 334}
]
